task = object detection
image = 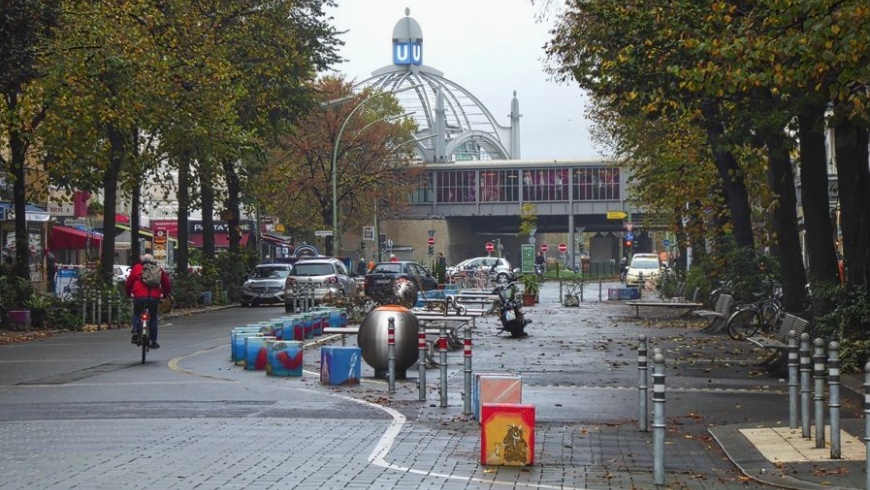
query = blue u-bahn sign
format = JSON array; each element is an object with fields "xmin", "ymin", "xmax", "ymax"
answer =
[{"xmin": 393, "ymin": 40, "xmax": 422, "ymax": 65}]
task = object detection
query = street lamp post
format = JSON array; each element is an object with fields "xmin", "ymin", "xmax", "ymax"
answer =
[{"xmin": 331, "ymin": 85, "xmax": 420, "ymax": 256}]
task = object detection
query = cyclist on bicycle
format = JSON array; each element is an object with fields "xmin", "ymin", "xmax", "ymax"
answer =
[
  {"xmin": 125, "ymin": 253, "xmax": 171, "ymax": 349},
  {"xmin": 534, "ymin": 251, "xmax": 546, "ymax": 279}
]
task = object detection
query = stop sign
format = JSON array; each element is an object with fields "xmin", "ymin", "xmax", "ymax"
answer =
[
  {"xmin": 558, "ymin": 243, "xmax": 567, "ymax": 253},
  {"xmin": 540, "ymin": 243, "xmax": 549, "ymax": 252},
  {"xmin": 427, "ymin": 237, "xmax": 435, "ymax": 245},
  {"xmin": 485, "ymin": 241, "xmax": 495, "ymax": 253}
]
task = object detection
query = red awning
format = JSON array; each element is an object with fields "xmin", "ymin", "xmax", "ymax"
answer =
[
  {"xmin": 49, "ymin": 225, "xmax": 103, "ymax": 250},
  {"xmin": 188, "ymin": 233, "xmax": 250, "ymax": 248}
]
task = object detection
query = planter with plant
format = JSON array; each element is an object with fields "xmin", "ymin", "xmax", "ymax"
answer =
[
  {"xmin": 24, "ymin": 292, "xmax": 53, "ymax": 328},
  {"xmin": 519, "ymin": 273, "xmax": 541, "ymax": 306}
]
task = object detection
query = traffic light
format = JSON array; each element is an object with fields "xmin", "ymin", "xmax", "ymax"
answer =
[
  {"xmin": 624, "ymin": 240, "xmax": 632, "ymax": 252},
  {"xmin": 360, "ymin": 241, "xmax": 366, "ymax": 251},
  {"xmin": 428, "ymin": 245, "xmax": 434, "ymax": 256}
]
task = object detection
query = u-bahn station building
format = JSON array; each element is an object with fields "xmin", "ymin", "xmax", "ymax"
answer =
[{"xmin": 350, "ymin": 10, "xmax": 654, "ymax": 270}]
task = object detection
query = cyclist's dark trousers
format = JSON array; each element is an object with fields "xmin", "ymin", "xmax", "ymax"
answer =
[{"xmin": 132, "ymin": 297, "xmax": 160, "ymax": 342}]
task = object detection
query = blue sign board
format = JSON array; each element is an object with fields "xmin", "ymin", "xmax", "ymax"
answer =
[
  {"xmin": 625, "ymin": 232, "xmax": 634, "ymax": 241},
  {"xmin": 393, "ymin": 40, "xmax": 422, "ymax": 65},
  {"xmin": 663, "ymin": 239, "xmax": 671, "ymax": 248}
]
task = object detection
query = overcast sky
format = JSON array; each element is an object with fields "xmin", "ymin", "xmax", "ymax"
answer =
[{"xmin": 324, "ymin": 0, "xmax": 603, "ymax": 161}]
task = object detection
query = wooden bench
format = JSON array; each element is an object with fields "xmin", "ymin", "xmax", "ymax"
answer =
[
  {"xmin": 746, "ymin": 312, "xmax": 811, "ymax": 373},
  {"xmin": 694, "ymin": 293, "xmax": 734, "ymax": 334}
]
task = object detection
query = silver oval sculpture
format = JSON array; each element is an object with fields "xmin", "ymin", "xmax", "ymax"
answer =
[
  {"xmin": 392, "ymin": 278, "xmax": 418, "ymax": 308},
  {"xmin": 357, "ymin": 305, "xmax": 420, "ymax": 379}
]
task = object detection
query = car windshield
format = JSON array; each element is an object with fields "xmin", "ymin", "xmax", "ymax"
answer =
[
  {"xmin": 291, "ymin": 263, "xmax": 336, "ymax": 276},
  {"xmin": 631, "ymin": 259, "xmax": 660, "ymax": 269},
  {"xmin": 250, "ymin": 267, "xmax": 290, "ymax": 279},
  {"xmin": 372, "ymin": 263, "xmax": 401, "ymax": 274}
]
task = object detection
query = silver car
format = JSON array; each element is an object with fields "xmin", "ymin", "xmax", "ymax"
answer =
[
  {"xmin": 284, "ymin": 258, "xmax": 357, "ymax": 312},
  {"xmin": 446, "ymin": 256, "xmax": 515, "ymax": 283},
  {"xmin": 240, "ymin": 264, "xmax": 293, "ymax": 307}
]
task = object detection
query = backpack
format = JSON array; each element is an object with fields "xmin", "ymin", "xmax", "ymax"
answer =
[{"xmin": 141, "ymin": 262, "xmax": 163, "ymax": 288}]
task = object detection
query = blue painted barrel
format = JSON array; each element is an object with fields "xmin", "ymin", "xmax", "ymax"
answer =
[
  {"xmin": 245, "ymin": 335, "xmax": 276, "ymax": 371},
  {"xmin": 265, "ymin": 340, "xmax": 304, "ymax": 377},
  {"xmin": 320, "ymin": 346, "xmax": 361, "ymax": 385},
  {"xmin": 232, "ymin": 326, "xmax": 265, "ymax": 365}
]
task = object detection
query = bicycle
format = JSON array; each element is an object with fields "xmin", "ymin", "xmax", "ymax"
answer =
[
  {"xmin": 133, "ymin": 307, "xmax": 151, "ymax": 364},
  {"xmin": 726, "ymin": 293, "xmax": 782, "ymax": 340}
]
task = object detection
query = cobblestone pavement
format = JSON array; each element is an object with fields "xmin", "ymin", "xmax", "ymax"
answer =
[{"xmin": 0, "ymin": 281, "xmax": 866, "ymax": 489}]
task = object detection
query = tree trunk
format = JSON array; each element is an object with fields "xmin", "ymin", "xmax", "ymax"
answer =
[
  {"xmin": 833, "ymin": 117, "xmax": 870, "ymax": 295},
  {"xmin": 222, "ymin": 158, "xmax": 242, "ymax": 256},
  {"xmin": 9, "ymin": 126, "xmax": 30, "ymax": 280},
  {"xmin": 797, "ymin": 106, "xmax": 840, "ymax": 286},
  {"xmin": 700, "ymin": 101, "xmax": 755, "ymax": 249},
  {"xmin": 100, "ymin": 124, "xmax": 125, "ymax": 283},
  {"xmin": 764, "ymin": 129, "xmax": 807, "ymax": 313},
  {"xmin": 200, "ymin": 159, "xmax": 215, "ymax": 264},
  {"xmin": 176, "ymin": 153, "xmax": 191, "ymax": 278},
  {"xmin": 130, "ymin": 127, "xmax": 141, "ymax": 264}
]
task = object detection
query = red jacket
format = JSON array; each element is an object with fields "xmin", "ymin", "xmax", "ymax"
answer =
[{"xmin": 125, "ymin": 262, "xmax": 171, "ymax": 299}]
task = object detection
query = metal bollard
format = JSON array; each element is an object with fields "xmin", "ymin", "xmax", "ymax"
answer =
[
  {"xmin": 828, "ymin": 341, "xmax": 840, "ymax": 459},
  {"xmin": 800, "ymin": 333, "xmax": 811, "ymax": 438},
  {"xmin": 788, "ymin": 330, "xmax": 799, "ymax": 429},
  {"xmin": 463, "ymin": 323, "xmax": 473, "ymax": 416},
  {"xmin": 652, "ymin": 352, "xmax": 666, "ymax": 485},
  {"xmin": 813, "ymin": 338, "xmax": 826, "ymax": 449},
  {"xmin": 598, "ymin": 280, "xmax": 602, "ymax": 302},
  {"xmin": 107, "ymin": 290, "xmax": 114, "ymax": 327},
  {"xmin": 638, "ymin": 334, "xmax": 649, "ymax": 432},
  {"xmin": 89, "ymin": 290, "xmax": 96, "ymax": 325},
  {"xmin": 97, "ymin": 292, "xmax": 103, "ymax": 328},
  {"xmin": 418, "ymin": 330, "xmax": 427, "ymax": 401},
  {"xmin": 387, "ymin": 317, "xmax": 395, "ymax": 394},
  {"xmin": 439, "ymin": 324, "xmax": 448, "ymax": 408},
  {"xmin": 579, "ymin": 279, "xmax": 584, "ymax": 302},
  {"xmin": 863, "ymin": 362, "xmax": 870, "ymax": 490}
]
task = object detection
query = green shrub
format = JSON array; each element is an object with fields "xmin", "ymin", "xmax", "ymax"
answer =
[{"xmin": 811, "ymin": 284, "xmax": 870, "ymax": 373}]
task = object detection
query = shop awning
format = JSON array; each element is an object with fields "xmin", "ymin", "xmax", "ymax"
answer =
[
  {"xmin": 189, "ymin": 232, "xmax": 250, "ymax": 248},
  {"xmin": 0, "ymin": 202, "xmax": 51, "ymax": 222},
  {"xmin": 49, "ymin": 225, "xmax": 103, "ymax": 250},
  {"xmin": 261, "ymin": 233, "xmax": 293, "ymax": 246}
]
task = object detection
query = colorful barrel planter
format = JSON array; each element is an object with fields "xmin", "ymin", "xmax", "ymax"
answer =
[
  {"xmin": 245, "ymin": 335, "xmax": 276, "ymax": 371},
  {"xmin": 265, "ymin": 340, "xmax": 304, "ymax": 377},
  {"xmin": 329, "ymin": 308, "xmax": 348, "ymax": 329},
  {"xmin": 320, "ymin": 346, "xmax": 361, "ymax": 385},
  {"xmin": 232, "ymin": 326, "xmax": 265, "ymax": 365},
  {"xmin": 303, "ymin": 314, "xmax": 314, "ymax": 339}
]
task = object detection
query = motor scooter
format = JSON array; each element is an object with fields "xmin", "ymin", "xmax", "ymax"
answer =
[{"xmin": 492, "ymin": 281, "xmax": 531, "ymax": 338}]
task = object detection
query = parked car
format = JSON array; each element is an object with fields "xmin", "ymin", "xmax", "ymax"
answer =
[
  {"xmin": 446, "ymin": 256, "xmax": 515, "ymax": 283},
  {"xmin": 624, "ymin": 253, "xmax": 663, "ymax": 287},
  {"xmin": 364, "ymin": 261, "xmax": 438, "ymax": 306},
  {"xmin": 283, "ymin": 257, "xmax": 357, "ymax": 313},
  {"xmin": 240, "ymin": 263, "xmax": 293, "ymax": 307},
  {"xmin": 113, "ymin": 265, "xmax": 131, "ymax": 284}
]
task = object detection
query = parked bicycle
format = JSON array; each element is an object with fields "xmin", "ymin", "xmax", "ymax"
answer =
[{"xmin": 726, "ymin": 291, "xmax": 783, "ymax": 340}]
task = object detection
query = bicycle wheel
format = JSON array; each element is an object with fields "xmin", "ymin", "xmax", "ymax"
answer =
[
  {"xmin": 727, "ymin": 308, "xmax": 762, "ymax": 340},
  {"xmin": 760, "ymin": 301, "xmax": 781, "ymax": 329},
  {"xmin": 141, "ymin": 330, "xmax": 148, "ymax": 364}
]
